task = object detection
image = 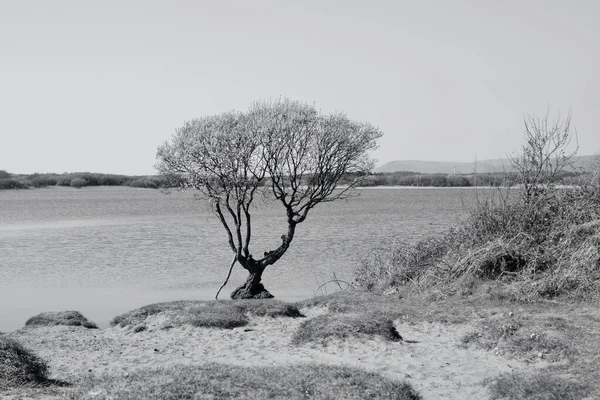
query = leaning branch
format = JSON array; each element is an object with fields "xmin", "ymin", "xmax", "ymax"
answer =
[{"xmin": 215, "ymin": 255, "xmax": 237, "ymax": 299}]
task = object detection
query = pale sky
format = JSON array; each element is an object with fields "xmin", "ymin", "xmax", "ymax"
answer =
[{"xmin": 1, "ymin": 0, "xmax": 598, "ymax": 175}]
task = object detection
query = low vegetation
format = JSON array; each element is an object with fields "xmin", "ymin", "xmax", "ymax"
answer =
[
  {"xmin": 353, "ymin": 111, "xmax": 600, "ymax": 399},
  {"xmin": 0, "ymin": 336, "xmax": 49, "ymax": 389},
  {"xmin": 486, "ymin": 372, "xmax": 590, "ymax": 400},
  {"xmin": 354, "ymin": 112, "xmax": 600, "ymax": 300},
  {"xmin": 354, "ymin": 184, "xmax": 600, "ymax": 300},
  {"xmin": 292, "ymin": 312, "xmax": 402, "ymax": 345},
  {"xmin": 65, "ymin": 363, "xmax": 421, "ymax": 400},
  {"xmin": 25, "ymin": 311, "xmax": 98, "ymax": 329},
  {"xmin": 0, "ymin": 170, "xmax": 167, "ymax": 190},
  {"xmin": 110, "ymin": 299, "xmax": 303, "ymax": 330}
]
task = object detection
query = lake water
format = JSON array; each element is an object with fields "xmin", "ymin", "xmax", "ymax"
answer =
[{"xmin": 0, "ymin": 186, "xmax": 480, "ymax": 331}]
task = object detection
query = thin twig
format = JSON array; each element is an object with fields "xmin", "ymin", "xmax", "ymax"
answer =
[{"xmin": 215, "ymin": 255, "xmax": 237, "ymax": 300}]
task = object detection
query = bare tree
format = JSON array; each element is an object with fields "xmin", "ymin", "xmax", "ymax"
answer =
[
  {"xmin": 156, "ymin": 99, "xmax": 383, "ymax": 299},
  {"xmin": 510, "ymin": 109, "xmax": 578, "ymax": 202}
]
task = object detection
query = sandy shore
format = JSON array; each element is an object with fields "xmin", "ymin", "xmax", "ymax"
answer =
[{"xmin": 5, "ymin": 306, "xmax": 549, "ymax": 400}]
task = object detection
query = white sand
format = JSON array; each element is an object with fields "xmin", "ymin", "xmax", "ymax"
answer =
[{"xmin": 8, "ymin": 307, "xmax": 545, "ymax": 400}]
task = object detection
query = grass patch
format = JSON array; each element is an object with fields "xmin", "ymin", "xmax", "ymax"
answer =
[
  {"xmin": 0, "ymin": 336, "xmax": 49, "ymax": 389},
  {"xmin": 296, "ymin": 290, "xmax": 471, "ymax": 325},
  {"xmin": 460, "ymin": 314, "xmax": 576, "ymax": 362},
  {"xmin": 292, "ymin": 313, "xmax": 402, "ymax": 345},
  {"xmin": 297, "ymin": 291, "xmax": 395, "ymax": 314},
  {"xmin": 25, "ymin": 311, "xmax": 98, "ymax": 329},
  {"xmin": 111, "ymin": 299, "xmax": 303, "ymax": 330},
  {"xmin": 65, "ymin": 363, "xmax": 421, "ymax": 400},
  {"xmin": 487, "ymin": 371, "xmax": 590, "ymax": 400}
]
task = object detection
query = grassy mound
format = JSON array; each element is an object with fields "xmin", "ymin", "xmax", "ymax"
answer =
[
  {"xmin": 111, "ymin": 299, "xmax": 303, "ymax": 330},
  {"xmin": 25, "ymin": 311, "xmax": 98, "ymax": 329},
  {"xmin": 460, "ymin": 310, "xmax": 577, "ymax": 362},
  {"xmin": 65, "ymin": 363, "xmax": 421, "ymax": 400},
  {"xmin": 487, "ymin": 372, "xmax": 590, "ymax": 400},
  {"xmin": 292, "ymin": 313, "xmax": 402, "ymax": 345},
  {"xmin": 355, "ymin": 187, "xmax": 600, "ymax": 300},
  {"xmin": 0, "ymin": 337, "xmax": 49, "ymax": 389}
]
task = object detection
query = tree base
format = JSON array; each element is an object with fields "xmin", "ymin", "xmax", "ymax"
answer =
[{"xmin": 230, "ymin": 282, "xmax": 274, "ymax": 299}]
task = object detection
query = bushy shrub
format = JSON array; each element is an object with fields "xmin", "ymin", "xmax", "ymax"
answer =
[
  {"xmin": 29, "ymin": 175, "xmax": 59, "ymax": 187},
  {"xmin": 0, "ymin": 178, "xmax": 28, "ymax": 189},
  {"xmin": 447, "ymin": 175, "xmax": 471, "ymax": 187},
  {"xmin": 126, "ymin": 178, "xmax": 158, "ymax": 189},
  {"xmin": 70, "ymin": 178, "xmax": 87, "ymax": 188},
  {"xmin": 0, "ymin": 170, "xmax": 11, "ymax": 179},
  {"xmin": 355, "ymin": 111, "xmax": 600, "ymax": 299},
  {"xmin": 355, "ymin": 185, "xmax": 600, "ymax": 299}
]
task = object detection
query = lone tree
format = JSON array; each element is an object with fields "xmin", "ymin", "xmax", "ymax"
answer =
[{"xmin": 156, "ymin": 98, "xmax": 383, "ymax": 299}]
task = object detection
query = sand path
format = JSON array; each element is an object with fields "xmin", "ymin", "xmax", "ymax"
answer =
[{"xmin": 8, "ymin": 307, "xmax": 543, "ymax": 399}]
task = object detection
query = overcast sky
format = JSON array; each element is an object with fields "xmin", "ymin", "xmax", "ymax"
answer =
[{"xmin": 1, "ymin": 0, "xmax": 598, "ymax": 175}]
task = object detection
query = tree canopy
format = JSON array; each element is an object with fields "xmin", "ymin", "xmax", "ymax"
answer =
[{"xmin": 156, "ymin": 98, "xmax": 383, "ymax": 299}]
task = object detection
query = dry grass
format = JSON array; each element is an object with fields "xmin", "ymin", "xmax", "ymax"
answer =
[
  {"xmin": 64, "ymin": 363, "xmax": 422, "ymax": 400},
  {"xmin": 25, "ymin": 311, "xmax": 98, "ymax": 329},
  {"xmin": 0, "ymin": 336, "xmax": 49, "ymax": 389},
  {"xmin": 111, "ymin": 299, "xmax": 303, "ymax": 331},
  {"xmin": 354, "ymin": 186, "xmax": 600, "ymax": 301}
]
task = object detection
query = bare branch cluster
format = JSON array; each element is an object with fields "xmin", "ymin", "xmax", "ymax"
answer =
[{"xmin": 510, "ymin": 110, "xmax": 578, "ymax": 201}]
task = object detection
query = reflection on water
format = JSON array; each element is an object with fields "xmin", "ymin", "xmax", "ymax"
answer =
[{"xmin": 0, "ymin": 186, "xmax": 482, "ymax": 331}]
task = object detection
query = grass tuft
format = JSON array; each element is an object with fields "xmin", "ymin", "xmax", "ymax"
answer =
[
  {"xmin": 25, "ymin": 311, "xmax": 98, "ymax": 329},
  {"xmin": 0, "ymin": 337, "xmax": 49, "ymax": 389},
  {"xmin": 292, "ymin": 313, "xmax": 402, "ymax": 345},
  {"xmin": 487, "ymin": 371, "xmax": 590, "ymax": 400},
  {"xmin": 64, "ymin": 363, "xmax": 421, "ymax": 400},
  {"xmin": 110, "ymin": 299, "xmax": 303, "ymax": 330}
]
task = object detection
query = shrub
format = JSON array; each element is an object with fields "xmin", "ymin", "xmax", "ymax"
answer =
[
  {"xmin": 446, "ymin": 175, "xmax": 471, "ymax": 187},
  {"xmin": 0, "ymin": 178, "xmax": 28, "ymax": 189},
  {"xmin": 355, "ymin": 112, "xmax": 600, "ymax": 299},
  {"xmin": 0, "ymin": 169, "xmax": 11, "ymax": 179},
  {"xmin": 70, "ymin": 178, "xmax": 87, "ymax": 188},
  {"xmin": 29, "ymin": 175, "xmax": 59, "ymax": 187},
  {"xmin": 126, "ymin": 178, "xmax": 159, "ymax": 189},
  {"xmin": 0, "ymin": 337, "xmax": 49, "ymax": 389},
  {"xmin": 354, "ymin": 185, "xmax": 600, "ymax": 299}
]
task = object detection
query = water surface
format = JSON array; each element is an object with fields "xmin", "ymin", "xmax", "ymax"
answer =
[{"xmin": 1, "ymin": 186, "xmax": 479, "ymax": 331}]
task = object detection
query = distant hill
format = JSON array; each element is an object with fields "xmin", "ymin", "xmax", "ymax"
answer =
[{"xmin": 375, "ymin": 155, "xmax": 599, "ymax": 174}]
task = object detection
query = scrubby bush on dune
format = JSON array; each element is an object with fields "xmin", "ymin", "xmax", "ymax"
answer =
[
  {"xmin": 25, "ymin": 311, "xmax": 98, "ymax": 329},
  {"xmin": 355, "ymin": 184, "xmax": 600, "ymax": 299},
  {"xmin": 0, "ymin": 337, "xmax": 49, "ymax": 389},
  {"xmin": 355, "ymin": 111, "xmax": 600, "ymax": 300}
]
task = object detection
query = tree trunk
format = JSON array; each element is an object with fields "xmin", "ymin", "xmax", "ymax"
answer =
[{"xmin": 230, "ymin": 265, "xmax": 274, "ymax": 299}]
